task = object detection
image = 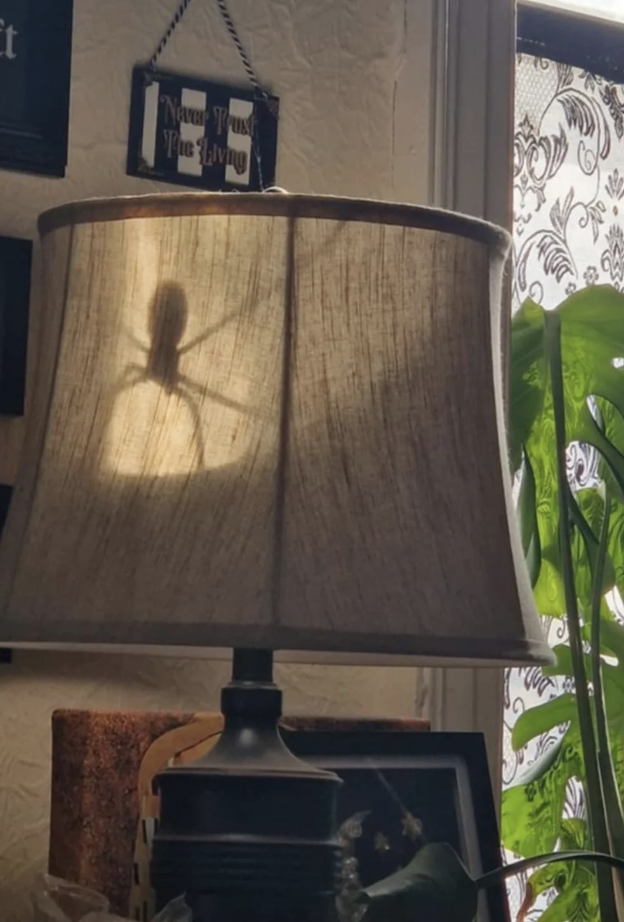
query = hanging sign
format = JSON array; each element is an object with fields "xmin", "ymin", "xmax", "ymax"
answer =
[{"xmin": 127, "ymin": 67, "xmax": 279, "ymax": 192}]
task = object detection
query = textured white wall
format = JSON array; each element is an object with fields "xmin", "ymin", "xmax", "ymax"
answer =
[
  {"xmin": 0, "ymin": 0, "xmax": 431, "ymax": 238},
  {"xmin": 0, "ymin": 0, "xmax": 434, "ymax": 917}
]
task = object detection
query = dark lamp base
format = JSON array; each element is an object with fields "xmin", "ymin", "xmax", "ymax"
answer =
[{"xmin": 151, "ymin": 649, "xmax": 343, "ymax": 922}]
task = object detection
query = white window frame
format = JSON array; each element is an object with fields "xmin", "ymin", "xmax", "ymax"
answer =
[{"xmin": 423, "ymin": 0, "xmax": 516, "ymax": 798}]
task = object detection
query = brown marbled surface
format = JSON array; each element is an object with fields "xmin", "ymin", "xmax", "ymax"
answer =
[{"xmin": 50, "ymin": 710, "xmax": 194, "ymax": 915}]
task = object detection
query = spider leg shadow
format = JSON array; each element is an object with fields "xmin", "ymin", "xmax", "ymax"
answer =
[
  {"xmin": 109, "ymin": 365, "xmax": 149, "ymax": 400},
  {"xmin": 178, "ymin": 309, "xmax": 244, "ymax": 356},
  {"xmin": 173, "ymin": 385, "xmax": 206, "ymax": 470},
  {"xmin": 171, "ymin": 219, "xmax": 347, "ymax": 360},
  {"xmin": 177, "ymin": 373, "xmax": 264, "ymax": 419},
  {"xmin": 122, "ymin": 326, "xmax": 150, "ymax": 354}
]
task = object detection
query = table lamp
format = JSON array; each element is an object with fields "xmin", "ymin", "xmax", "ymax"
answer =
[{"xmin": 0, "ymin": 194, "xmax": 552, "ymax": 922}]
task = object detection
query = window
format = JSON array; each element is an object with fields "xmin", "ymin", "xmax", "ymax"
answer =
[{"xmin": 504, "ymin": 4, "xmax": 624, "ymax": 919}]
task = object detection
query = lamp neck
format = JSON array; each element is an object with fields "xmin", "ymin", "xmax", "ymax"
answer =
[{"xmin": 220, "ymin": 648, "xmax": 282, "ymax": 727}]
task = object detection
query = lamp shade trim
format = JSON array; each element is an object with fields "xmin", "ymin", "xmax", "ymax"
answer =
[
  {"xmin": 0, "ymin": 620, "xmax": 554, "ymax": 666},
  {"xmin": 38, "ymin": 193, "xmax": 511, "ymax": 255}
]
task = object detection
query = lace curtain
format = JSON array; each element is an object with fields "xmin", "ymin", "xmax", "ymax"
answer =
[{"xmin": 504, "ymin": 51, "xmax": 624, "ymax": 921}]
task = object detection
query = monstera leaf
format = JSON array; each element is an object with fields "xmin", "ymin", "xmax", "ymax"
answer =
[
  {"xmin": 605, "ymin": 493, "xmax": 624, "ymax": 588},
  {"xmin": 512, "ymin": 288, "xmax": 624, "ymax": 475},
  {"xmin": 506, "ymin": 286, "xmax": 624, "ymax": 922},
  {"xmin": 510, "ymin": 634, "xmax": 624, "ymax": 749},
  {"xmin": 502, "ymin": 732, "xmax": 583, "ymax": 857},
  {"xmin": 511, "ymin": 288, "xmax": 624, "ymax": 615},
  {"xmin": 502, "ymin": 623, "xmax": 624, "ymax": 860},
  {"xmin": 516, "ymin": 820, "xmax": 599, "ymax": 922}
]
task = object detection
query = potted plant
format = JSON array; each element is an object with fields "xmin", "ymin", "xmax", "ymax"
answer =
[
  {"xmin": 353, "ymin": 285, "xmax": 624, "ymax": 922},
  {"xmin": 500, "ymin": 285, "xmax": 624, "ymax": 922}
]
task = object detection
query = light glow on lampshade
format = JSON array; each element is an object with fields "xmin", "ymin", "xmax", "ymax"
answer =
[
  {"xmin": 73, "ymin": 217, "xmax": 263, "ymax": 477},
  {"xmin": 105, "ymin": 281, "xmax": 255, "ymax": 477}
]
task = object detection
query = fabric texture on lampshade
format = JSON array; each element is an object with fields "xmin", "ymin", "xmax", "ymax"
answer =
[{"xmin": 0, "ymin": 194, "xmax": 552, "ymax": 665}]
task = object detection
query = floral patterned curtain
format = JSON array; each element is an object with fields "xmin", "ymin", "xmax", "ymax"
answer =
[{"xmin": 504, "ymin": 50, "xmax": 624, "ymax": 921}]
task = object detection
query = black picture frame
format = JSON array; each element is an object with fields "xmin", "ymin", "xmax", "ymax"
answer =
[
  {"xmin": 0, "ymin": 483, "xmax": 11, "ymax": 533},
  {"xmin": 0, "ymin": 235, "xmax": 32, "ymax": 416},
  {"xmin": 283, "ymin": 729, "xmax": 510, "ymax": 922},
  {"xmin": 517, "ymin": 3, "xmax": 624, "ymax": 84},
  {"xmin": 0, "ymin": 0, "xmax": 74, "ymax": 177}
]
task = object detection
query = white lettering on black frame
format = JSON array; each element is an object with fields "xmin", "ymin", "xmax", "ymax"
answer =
[{"xmin": 0, "ymin": 18, "xmax": 18, "ymax": 59}]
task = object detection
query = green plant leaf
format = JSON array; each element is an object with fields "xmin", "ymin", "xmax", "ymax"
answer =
[
  {"xmin": 537, "ymin": 886, "xmax": 598, "ymax": 922},
  {"xmin": 607, "ymin": 496, "xmax": 624, "ymax": 587},
  {"xmin": 511, "ymin": 287, "xmax": 624, "ymax": 616},
  {"xmin": 560, "ymin": 817, "xmax": 592, "ymax": 850},
  {"xmin": 599, "ymin": 399, "xmax": 624, "ymax": 504},
  {"xmin": 588, "ymin": 489, "xmax": 624, "ymax": 882},
  {"xmin": 600, "ymin": 613, "xmax": 624, "ymax": 662},
  {"xmin": 512, "ymin": 299, "xmax": 562, "ymax": 616},
  {"xmin": 511, "ymin": 297, "xmax": 549, "ymax": 474},
  {"xmin": 485, "ymin": 844, "xmax": 624, "ymax": 922},
  {"xmin": 557, "ymin": 287, "xmax": 624, "ymax": 443},
  {"xmin": 518, "ymin": 450, "xmax": 542, "ymax": 587},
  {"xmin": 552, "ymin": 289, "xmax": 624, "ymax": 514},
  {"xmin": 509, "ymin": 285, "xmax": 624, "ymax": 922},
  {"xmin": 358, "ymin": 843, "xmax": 477, "ymax": 922},
  {"xmin": 517, "ymin": 836, "xmax": 598, "ymax": 922},
  {"xmin": 573, "ymin": 489, "xmax": 616, "ymax": 597},
  {"xmin": 511, "ymin": 693, "xmax": 576, "ymax": 751},
  {"xmin": 542, "ymin": 642, "xmax": 624, "ymax": 742},
  {"xmin": 502, "ymin": 734, "xmax": 583, "ymax": 856}
]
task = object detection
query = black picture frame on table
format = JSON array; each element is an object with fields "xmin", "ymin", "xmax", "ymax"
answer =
[
  {"xmin": 283, "ymin": 729, "xmax": 510, "ymax": 922},
  {"xmin": 0, "ymin": 0, "xmax": 74, "ymax": 177}
]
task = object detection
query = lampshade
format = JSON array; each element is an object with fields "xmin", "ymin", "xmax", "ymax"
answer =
[{"xmin": 0, "ymin": 194, "xmax": 552, "ymax": 666}]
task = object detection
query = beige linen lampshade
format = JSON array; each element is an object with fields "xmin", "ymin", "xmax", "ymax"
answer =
[{"xmin": 0, "ymin": 194, "xmax": 552, "ymax": 666}]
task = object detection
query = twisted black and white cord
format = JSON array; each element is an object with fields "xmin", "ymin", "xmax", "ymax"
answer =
[{"xmin": 150, "ymin": 0, "xmax": 194, "ymax": 70}]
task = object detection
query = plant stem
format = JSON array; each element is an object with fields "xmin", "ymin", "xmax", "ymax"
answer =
[
  {"xmin": 477, "ymin": 851, "xmax": 624, "ymax": 891},
  {"xmin": 547, "ymin": 311, "xmax": 618, "ymax": 922},
  {"xmin": 590, "ymin": 489, "xmax": 624, "ymax": 867}
]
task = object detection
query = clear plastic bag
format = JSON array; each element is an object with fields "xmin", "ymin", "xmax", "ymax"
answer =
[
  {"xmin": 152, "ymin": 895, "xmax": 192, "ymax": 922},
  {"xmin": 32, "ymin": 874, "xmax": 191, "ymax": 922},
  {"xmin": 33, "ymin": 875, "xmax": 110, "ymax": 922}
]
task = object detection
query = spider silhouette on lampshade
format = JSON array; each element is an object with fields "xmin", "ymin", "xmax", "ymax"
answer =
[{"xmin": 113, "ymin": 281, "xmax": 255, "ymax": 473}]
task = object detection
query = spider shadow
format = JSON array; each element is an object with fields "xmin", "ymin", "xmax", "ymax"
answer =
[
  {"xmin": 111, "ymin": 220, "xmax": 346, "ymax": 475},
  {"xmin": 112, "ymin": 281, "xmax": 256, "ymax": 471}
]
